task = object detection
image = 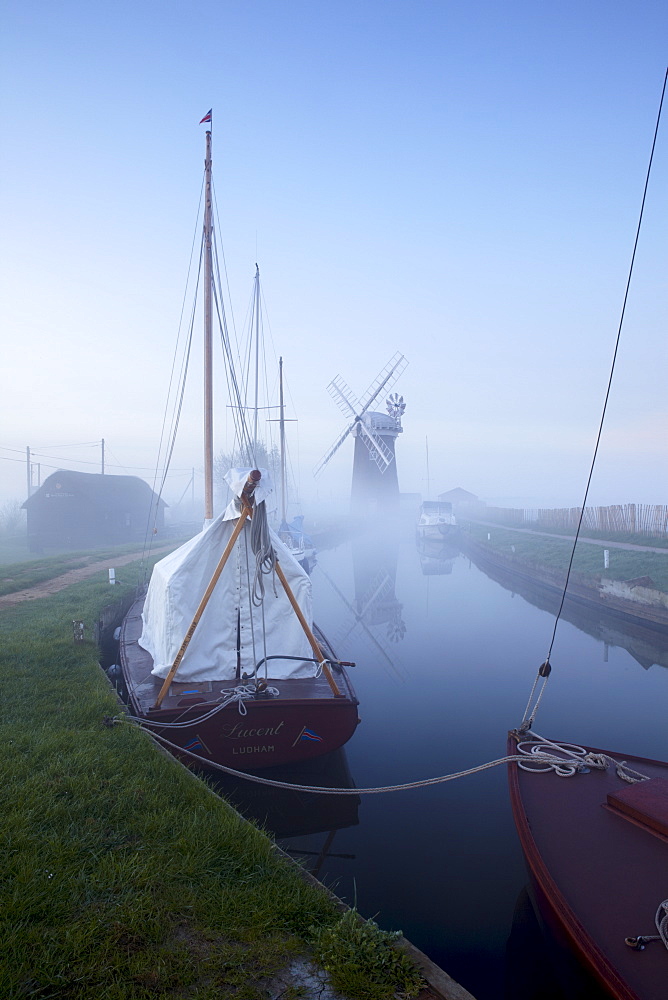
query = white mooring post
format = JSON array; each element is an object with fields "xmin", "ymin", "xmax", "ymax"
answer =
[
  {"xmin": 604, "ymin": 550, "xmax": 610, "ymax": 569},
  {"xmin": 109, "ymin": 568, "xmax": 116, "ymax": 585}
]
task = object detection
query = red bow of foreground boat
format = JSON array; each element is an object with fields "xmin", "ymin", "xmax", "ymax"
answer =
[{"xmin": 508, "ymin": 731, "xmax": 668, "ymax": 1000}]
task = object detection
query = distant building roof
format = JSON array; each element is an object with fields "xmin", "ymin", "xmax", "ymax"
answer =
[
  {"xmin": 23, "ymin": 470, "xmax": 167, "ymax": 510},
  {"xmin": 437, "ymin": 487, "xmax": 479, "ymax": 503}
]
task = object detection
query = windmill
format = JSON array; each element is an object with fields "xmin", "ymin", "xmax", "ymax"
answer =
[{"xmin": 314, "ymin": 352, "xmax": 408, "ymax": 512}]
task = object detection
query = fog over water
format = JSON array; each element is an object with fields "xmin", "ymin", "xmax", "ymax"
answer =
[
  {"xmin": 210, "ymin": 519, "xmax": 668, "ymax": 1000},
  {"xmin": 1, "ymin": 3, "xmax": 667, "ymax": 512}
]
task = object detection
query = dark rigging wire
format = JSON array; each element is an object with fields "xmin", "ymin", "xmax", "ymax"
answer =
[{"xmin": 522, "ymin": 67, "xmax": 668, "ymax": 727}]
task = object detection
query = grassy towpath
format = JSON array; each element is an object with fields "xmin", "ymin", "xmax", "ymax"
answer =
[
  {"xmin": 0, "ymin": 555, "xmax": 464, "ymax": 1000},
  {"xmin": 0, "ymin": 542, "xmax": 180, "ymax": 603},
  {"xmin": 460, "ymin": 521, "xmax": 668, "ymax": 594},
  {"xmin": 464, "ymin": 519, "xmax": 668, "ymax": 555}
]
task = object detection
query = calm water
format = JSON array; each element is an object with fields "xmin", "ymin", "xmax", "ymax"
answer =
[{"xmin": 213, "ymin": 520, "xmax": 668, "ymax": 1000}]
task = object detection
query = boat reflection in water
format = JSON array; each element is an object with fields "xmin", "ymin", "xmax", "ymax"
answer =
[
  {"xmin": 415, "ymin": 534, "xmax": 461, "ymax": 576},
  {"xmin": 201, "ymin": 748, "xmax": 360, "ymax": 878},
  {"xmin": 504, "ymin": 887, "xmax": 610, "ymax": 1000}
]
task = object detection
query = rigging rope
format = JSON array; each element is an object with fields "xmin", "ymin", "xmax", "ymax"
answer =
[
  {"xmin": 521, "ymin": 67, "xmax": 668, "ymax": 731},
  {"xmin": 212, "ymin": 238, "xmax": 254, "ymax": 462},
  {"xmin": 248, "ymin": 499, "xmax": 278, "ymax": 605},
  {"xmin": 138, "ymin": 178, "xmax": 205, "ymax": 580}
]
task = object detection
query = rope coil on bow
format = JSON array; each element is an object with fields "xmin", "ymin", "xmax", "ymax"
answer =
[{"xmin": 515, "ymin": 731, "xmax": 650, "ymax": 784}]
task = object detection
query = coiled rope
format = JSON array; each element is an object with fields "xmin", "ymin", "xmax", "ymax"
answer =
[
  {"xmin": 625, "ymin": 900, "xmax": 668, "ymax": 953},
  {"xmin": 248, "ymin": 499, "xmax": 278, "ymax": 605},
  {"xmin": 514, "ymin": 730, "xmax": 649, "ymax": 784}
]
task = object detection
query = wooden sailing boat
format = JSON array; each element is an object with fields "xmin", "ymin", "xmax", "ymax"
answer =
[
  {"xmin": 119, "ymin": 120, "xmax": 359, "ymax": 769},
  {"xmin": 507, "ymin": 75, "xmax": 668, "ymax": 1000},
  {"xmin": 416, "ymin": 439, "xmax": 458, "ymax": 542},
  {"xmin": 507, "ymin": 732, "xmax": 668, "ymax": 999}
]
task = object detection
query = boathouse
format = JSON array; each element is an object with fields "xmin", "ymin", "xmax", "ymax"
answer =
[
  {"xmin": 437, "ymin": 487, "xmax": 480, "ymax": 505},
  {"xmin": 23, "ymin": 471, "xmax": 166, "ymax": 552}
]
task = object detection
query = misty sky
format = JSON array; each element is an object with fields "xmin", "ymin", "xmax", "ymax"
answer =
[{"xmin": 1, "ymin": 1, "xmax": 666, "ymax": 514}]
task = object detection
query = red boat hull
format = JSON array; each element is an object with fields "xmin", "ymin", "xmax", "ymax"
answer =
[
  {"xmin": 119, "ymin": 596, "xmax": 360, "ymax": 771},
  {"xmin": 508, "ymin": 732, "xmax": 668, "ymax": 1000},
  {"xmin": 131, "ymin": 690, "xmax": 360, "ymax": 770}
]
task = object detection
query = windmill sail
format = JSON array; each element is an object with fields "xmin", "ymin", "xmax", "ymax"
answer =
[
  {"xmin": 356, "ymin": 417, "xmax": 394, "ymax": 471},
  {"xmin": 314, "ymin": 353, "xmax": 408, "ymax": 480},
  {"xmin": 357, "ymin": 352, "xmax": 408, "ymax": 415}
]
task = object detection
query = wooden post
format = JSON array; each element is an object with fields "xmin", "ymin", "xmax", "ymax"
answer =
[{"xmin": 273, "ymin": 561, "xmax": 341, "ymax": 697}]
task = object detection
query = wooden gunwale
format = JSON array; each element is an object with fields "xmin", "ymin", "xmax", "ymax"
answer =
[{"xmin": 507, "ymin": 732, "xmax": 668, "ymax": 1000}]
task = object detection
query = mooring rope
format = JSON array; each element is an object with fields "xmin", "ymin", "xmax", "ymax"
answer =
[
  {"xmin": 122, "ymin": 683, "xmax": 280, "ymax": 730},
  {"xmin": 115, "ymin": 723, "xmax": 641, "ymax": 796}
]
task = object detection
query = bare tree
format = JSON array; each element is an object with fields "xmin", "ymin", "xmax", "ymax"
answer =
[
  {"xmin": 213, "ymin": 441, "xmax": 281, "ymax": 511},
  {"xmin": 0, "ymin": 500, "xmax": 25, "ymax": 537}
]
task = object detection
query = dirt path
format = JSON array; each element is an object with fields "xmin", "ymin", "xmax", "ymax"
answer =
[{"xmin": 0, "ymin": 546, "xmax": 175, "ymax": 610}]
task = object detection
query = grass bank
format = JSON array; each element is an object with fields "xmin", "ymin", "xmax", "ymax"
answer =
[
  {"xmin": 460, "ymin": 522, "xmax": 668, "ymax": 593},
  {"xmin": 0, "ymin": 540, "xmax": 188, "ymax": 596},
  {"xmin": 0, "ymin": 563, "xmax": 423, "ymax": 999}
]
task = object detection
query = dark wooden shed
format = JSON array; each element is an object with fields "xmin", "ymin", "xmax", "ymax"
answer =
[{"xmin": 23, "ymin": 471, "xmax": 167, "ymax": 552}]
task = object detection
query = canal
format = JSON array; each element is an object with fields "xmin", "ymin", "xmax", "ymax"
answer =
[{"xmin": 211, "ymin": 519, "xmax": 668, "ymax": 999}]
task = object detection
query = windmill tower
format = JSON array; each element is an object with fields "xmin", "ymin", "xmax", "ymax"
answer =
[{"xmin": 314, "ymin": 353, "xmax": 408, "ymax": 513}]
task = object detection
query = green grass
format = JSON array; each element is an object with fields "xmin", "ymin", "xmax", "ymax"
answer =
[
  {"xmin": 0, "ymin": 541, "xmax": 184, "ymax": 596},
  {"xmin": 462, "ymin": 522, "xmax": 668, "ymax": 593},
  {"xmin": 0, "ymin": 563, "xmax": 423, "ymax": 999},
  {"xmin": 311, "ymin": 910, "xmax": 424, "ymax": 1000},
  {"xmin": 479, "ymin": 519, "xmax": 668, "ymax": 549}
]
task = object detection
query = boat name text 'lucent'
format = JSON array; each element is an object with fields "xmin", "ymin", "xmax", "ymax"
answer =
[{"xmin": 221, "ymin": 720, "xmax": 285, "ymax": 740}]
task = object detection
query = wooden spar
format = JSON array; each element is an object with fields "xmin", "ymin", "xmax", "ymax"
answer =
[
  {"xmin": 279, "ymin": 356, "xmax": 286, "ymax": 524},
  {"xmin": 273, "ymin": 561, "xmax": 342, "ymax": 697},
  {"xmin": 253, "ymin": 265, "xmax": 260, "ymax": 455},
  {"xmin": 203, "ymin": 129, "xmax": 214, "ymax": 521},
  {"xmin": 267, "ymin": 357, "xmax": 297, "ymax": 522},
  {"xmin": 152, "ymin": 471, "xmax": 261, "ymax": 709}
]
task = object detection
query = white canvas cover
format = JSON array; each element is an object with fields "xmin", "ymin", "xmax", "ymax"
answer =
[{"xmin": 139, "ymin": 469, "xmax": 315, "ymax": 682}]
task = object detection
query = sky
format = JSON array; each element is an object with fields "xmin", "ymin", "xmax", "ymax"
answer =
[{"xmin": 1, "ymin": 0, "xmax": 667, "ymax": 516}]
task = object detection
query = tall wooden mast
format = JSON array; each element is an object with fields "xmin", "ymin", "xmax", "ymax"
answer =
[
  {"xmin": 252, "ymin": 264, "xmax": 260, "ymax": 457},
  {"xmin": 203, "ymin": 128, "xmax": 214, "ymax": 520},
  {"xmin": 279, "ymin": 356, "xmax": 287, "ymax": 523}
]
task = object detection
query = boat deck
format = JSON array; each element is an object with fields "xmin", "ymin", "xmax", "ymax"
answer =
[
  {"xmin": 120, "ymin": 596, "xmax": 357, "ymax": 716},
  {"xmin": 508, "ymin": 733, "xmax": 668, "ymax": 1000}
]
